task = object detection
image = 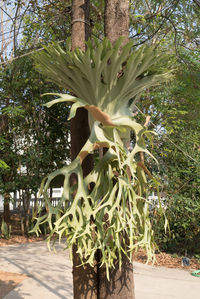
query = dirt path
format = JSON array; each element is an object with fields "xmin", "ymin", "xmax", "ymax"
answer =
[
  {"xmin": 0, "ymin": 271, "xmax": 27, "ymax": 298},
  {"xmin": 133, "ymin": 249, "xmax": 200, "ymax": 270}
]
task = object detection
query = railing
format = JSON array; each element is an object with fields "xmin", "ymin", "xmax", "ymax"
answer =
[
  {"xmin": 0, "ymin": 197, "xmax": 61, "ymax": 212},
  {"xmin": 0, "ymin": 193, "xmax": 166, "ymax": 212}
]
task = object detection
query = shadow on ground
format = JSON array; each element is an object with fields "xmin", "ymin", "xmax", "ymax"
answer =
[{"xmin": 0, "ymin": 242, "xmax": 73, "ymax": 299}]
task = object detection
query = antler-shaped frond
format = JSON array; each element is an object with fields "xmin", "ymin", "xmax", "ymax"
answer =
[
  {"xmin": 33, "ymin": 38, "xmax": 171, "ymax": 120},
  {"xmin": 31, "ymin": 38, "xmax": 169, "ymax": 279}
]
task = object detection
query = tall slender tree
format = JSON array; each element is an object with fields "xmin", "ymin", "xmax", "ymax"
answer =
[
  {"xmin": 98, "ymin": 1, "xmax": 135, "ymax": 298},
  {"xmin": 70, "ymin": 1, "xmax": 97, "ymax": 298}
]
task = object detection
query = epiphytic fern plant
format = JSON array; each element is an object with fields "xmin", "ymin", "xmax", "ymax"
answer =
[{"xmin": 31, "ymin": 37, "xmax": 170, "ymax": 278}]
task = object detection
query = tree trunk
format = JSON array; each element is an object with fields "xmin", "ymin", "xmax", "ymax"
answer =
[
  {"xmin": 3, "ymin": 193, "xmax": 10, "ymax": 223},
  {"xmin": 98, "ymin": 252, "xmax": 134, "ymax": 299},
  {"xmin": 71, "ymin": 0, "xmax": 92, "ymax": 176},
  {"xmin": 1, "ymin": 100, "xmax": 11, "ymax": 224},
  {"xmin": 71, "ymin": 1, "xmax": 97, "ymax": 299},
  {"xmin": 104, "ymin": 0, "xmax": 129, "ymax": 46},
  {"xmin": 100, "ymin": 1, "xmax": 135, "ymax": 298},
  {"xmin": 71, "ymin": 0, "xmax": 90, "ymax": 51},
  {"xmin": 24, "ymin": 190, "xmax": 30, "ymax": 236}
]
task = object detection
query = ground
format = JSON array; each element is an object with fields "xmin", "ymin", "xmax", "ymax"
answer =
[
  {"xmin": 0, "ymin": 235, "xmax": 200, "ymax": 298},
  {"xmin": 0, "ymin": 271, "xmax": 27, "ymax": 298},
  {"xmin": 133, "ymin": 248, "xmax": 200, "ymax": 270},
  {"xmin": 0, "ymin": 235, "xmax": 43, "ymax": 298}
]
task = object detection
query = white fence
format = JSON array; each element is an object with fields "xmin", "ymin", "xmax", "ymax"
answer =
[{"xmin": 0, "ymin": 188, "xmax": 63, "ymax": 211}]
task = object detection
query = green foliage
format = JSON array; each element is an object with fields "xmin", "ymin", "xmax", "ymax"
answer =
[
  {"xmin": 153, "ymin": 127, "xmax": 200, "ymax": 254},
  {"xmin": 0, "ymin": 219, "xmax": 11, "ymax": 239},
  {"xmin": 130, "ymin": 0, "xmax": 200, "ymax": 56},
  {"xmin": 0, "ymin": 160, "xmax": 9, "ymax": 169},
  {"xmin": 0, "ymin": 54, "xmax": 70, "ymax": 196},
  {"xmin": 31, "ymin": 38, "xmax": 169, "ymax": 278},
  {"xmin": 153, "ymin": 193, "xmax": 200, "ymax": 255},
  {"xmin": 137, "ymin": 49, "xmax": 200, "ymax": 255},
  {"xmin": 1, "ymin": 106, "xmax": 25, "ymax": 117}
]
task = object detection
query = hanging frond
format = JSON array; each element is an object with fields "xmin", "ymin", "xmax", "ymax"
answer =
[{"xmin": 31, "ymin": 38, "xmax": 169, "ymax": 279}]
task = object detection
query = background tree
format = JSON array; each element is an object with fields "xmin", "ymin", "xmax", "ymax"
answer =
[{"xmin": 0, "ymin": 52, "xmax": 70, "ymax": 232}]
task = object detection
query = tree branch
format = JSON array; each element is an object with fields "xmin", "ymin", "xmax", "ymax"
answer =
[
  {"xmin": 0, "ymin": 6, "xmax": 13, "ymax": 22},
  {"xmin": 193, "ymin": 0, "xmax": 200, "ymax": 8}
]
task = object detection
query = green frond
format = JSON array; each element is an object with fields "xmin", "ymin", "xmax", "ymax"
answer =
[
  {"xmin": 33, "ymin": 38, "xmax": 171, "ymax": 120},
  {"xmin": 32, "ymin": 37, "xmax": 169, "ymax": 279}
]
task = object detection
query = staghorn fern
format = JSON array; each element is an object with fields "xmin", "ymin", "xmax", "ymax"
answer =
[{"xmin": 31, "ymin": 38, "xmax": 169, "ymax": 278}]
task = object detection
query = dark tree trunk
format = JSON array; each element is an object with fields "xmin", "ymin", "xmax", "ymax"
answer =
[
  {"xmin": 72, "ymin": 244, "xmax": 98, "ymax": 299},
  {"xmin": 101, "ymin": 1, "xmax": 135, "ymax": 298},
  {"xmin": 3, "ymin": 193, "xmax": 10, "ymax": 223},
  {"xmin": 71, "ymin": 1, "xmax": 97, "ymax": 299},
  {"xmin": 98, "ymin": 252, "xmax": 134, "ymax": 299},
  {"xmin": 23, "ymin": 190, "xmax": 30, "ymax": 236},
  {"xmin": 71, "ymin": 0, "xmax": 93, "ymax": 175},
  {"xmin": 1, "ymin": 101, "xmax": 11, "ymax": 224}
]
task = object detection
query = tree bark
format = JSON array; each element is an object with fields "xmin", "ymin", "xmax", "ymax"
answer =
[
  {"xmin": 3, "ymin": 193, "xmax": 10, "ymax": 223},
  {"xmin": 71, "ymin": 1, "xmax": 97, "ymax": 299},
  {"xmin": 104, "ymin": 0, "xmax": 129, "ymax": 46},
  {"xmin": 100, "ymin": 1, "xmax": 135, "ymax": 298},
  {"xmin": 98, "ymin": 252, "xmax": 134, "ymax": 299},
  {"xmin": 71, "ymin": 0, "xmax": 90, "ymax": 51},
  {"xmin": 1, "ymin": 100, "xmax": 11, "ymax": 223},
  {"xmin": 71, "ymin": 0, "xmax": 93, "ymax": 176}
]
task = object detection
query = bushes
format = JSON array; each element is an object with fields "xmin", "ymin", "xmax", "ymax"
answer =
[
  {"xmin": 153, "ymin": 194, "xmax": 200, "ymax": 255},
  {"xmin": 0, "ymin": 219, "xmax": 11, "ymax": 239}
]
